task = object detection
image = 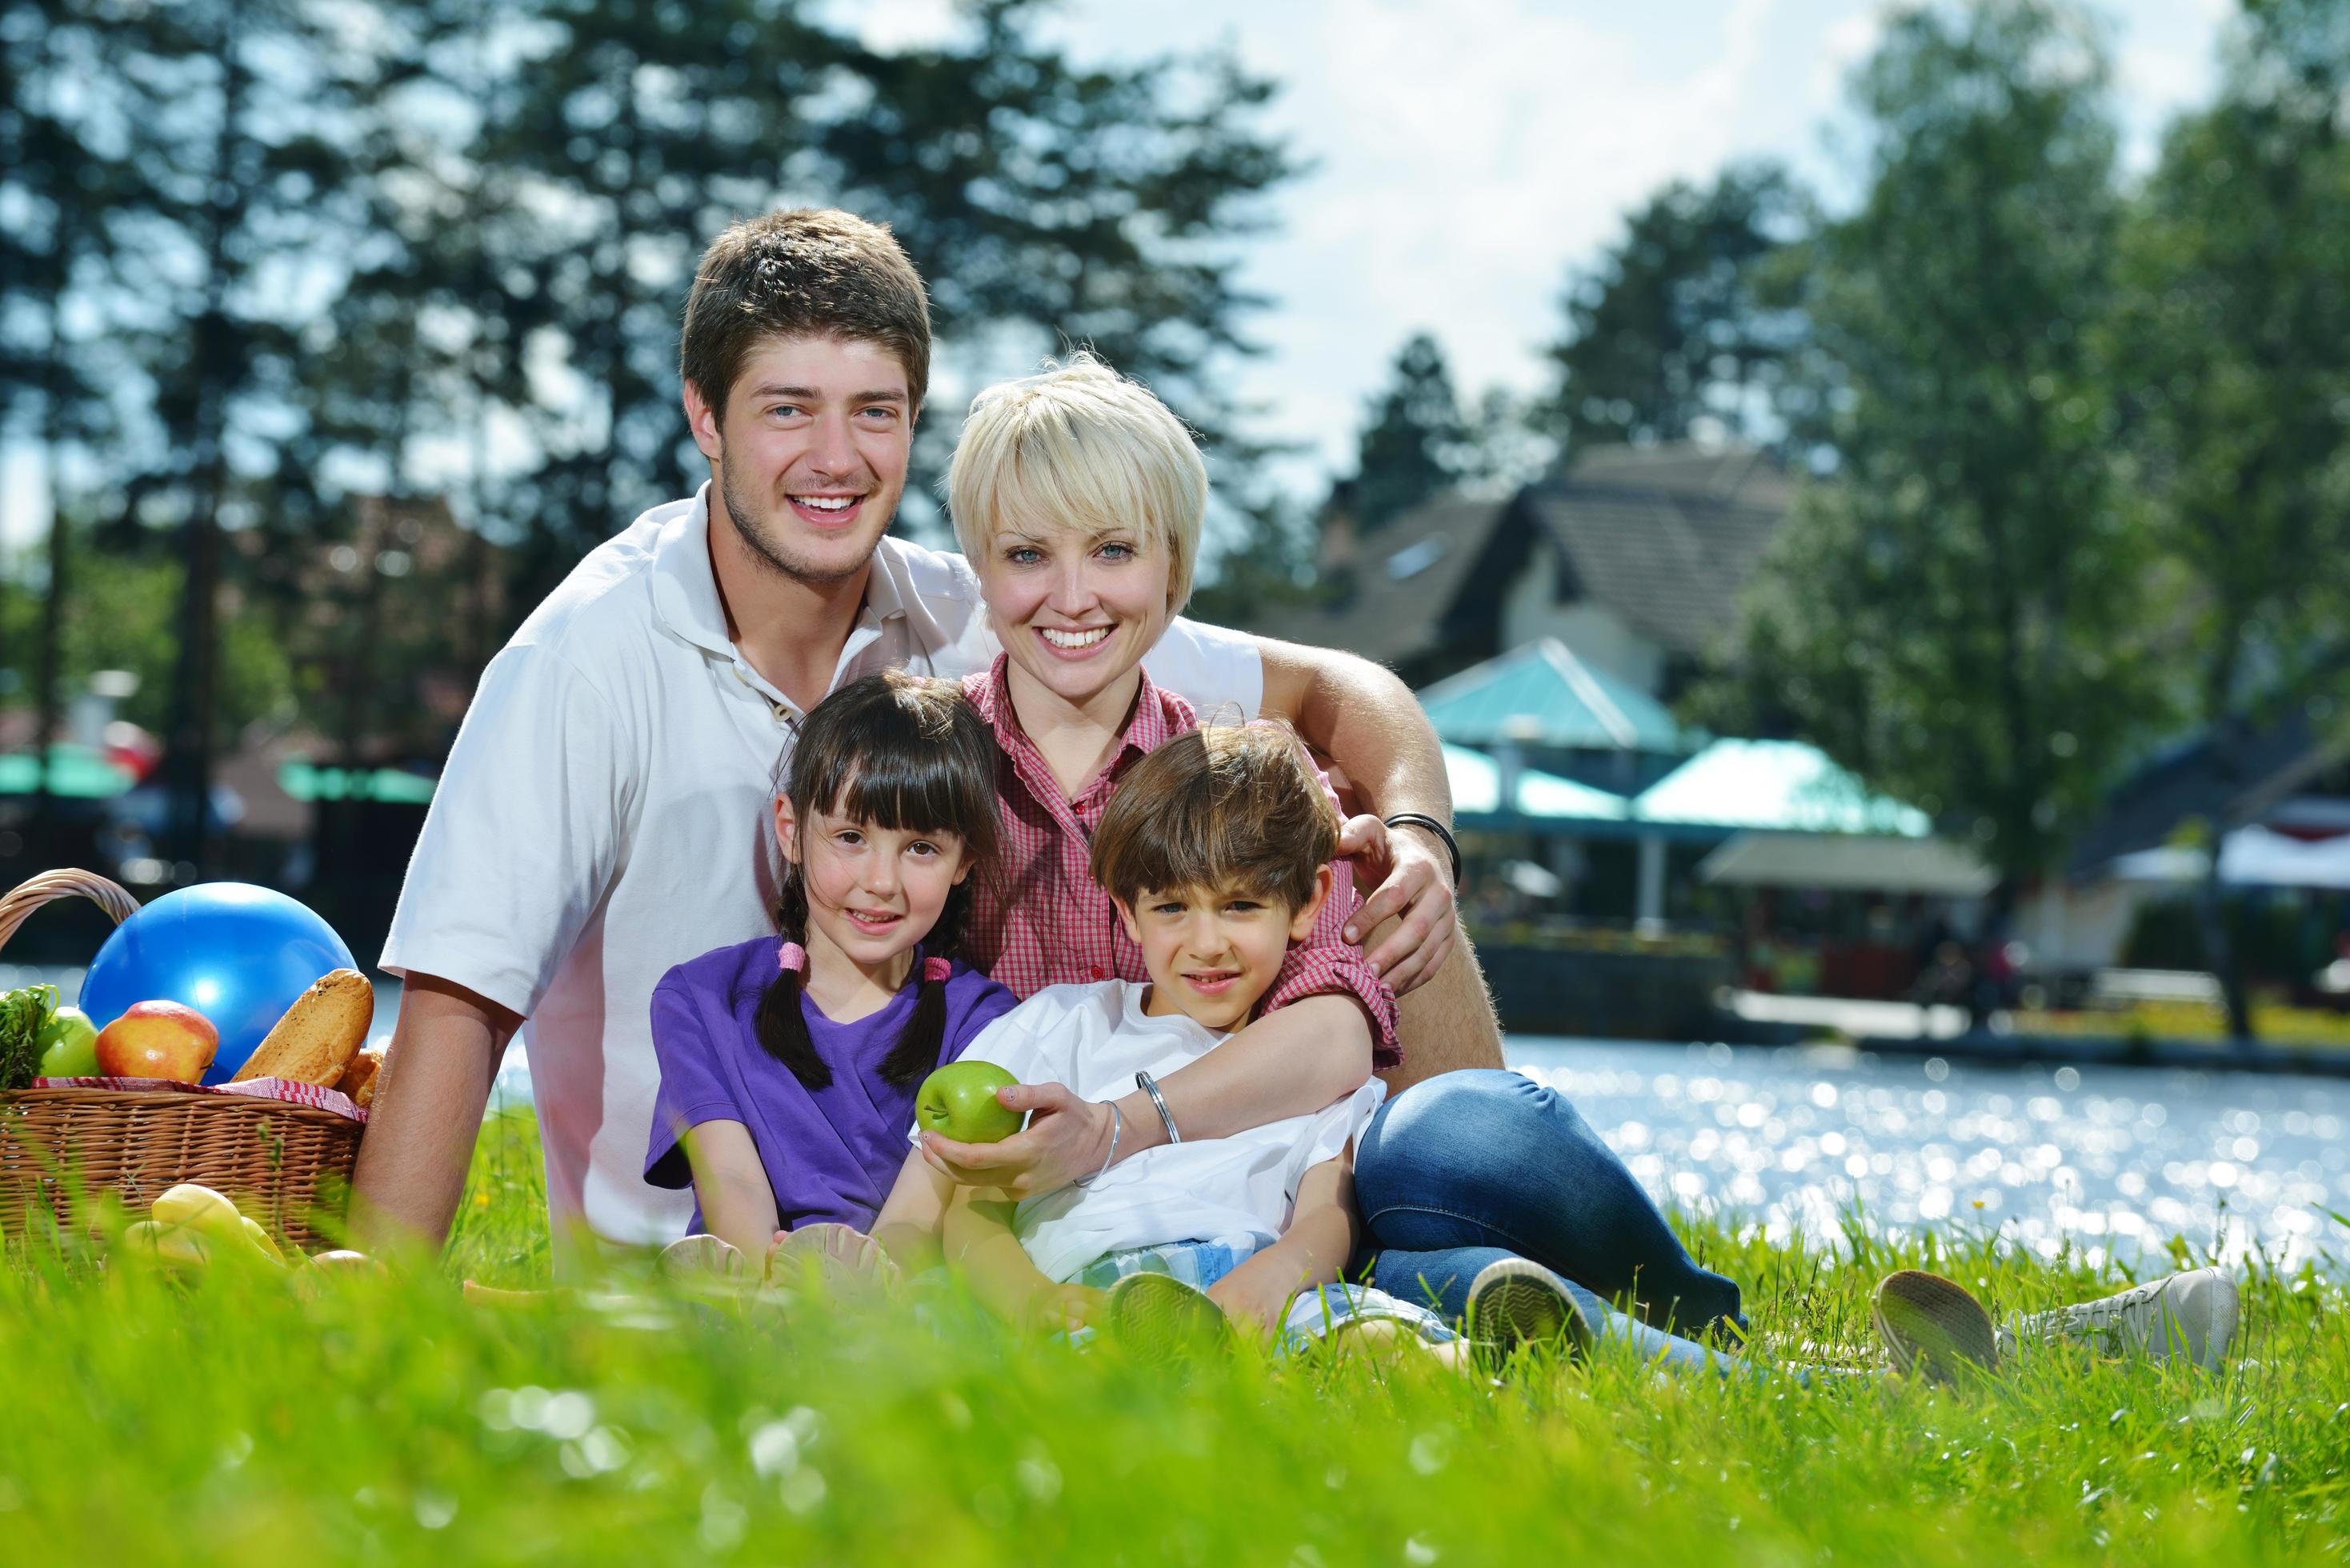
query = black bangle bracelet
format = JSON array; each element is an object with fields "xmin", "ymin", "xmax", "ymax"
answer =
[{"xmin": 1382, "ymin": 812, "xmax": 1461, "ymax": 886}]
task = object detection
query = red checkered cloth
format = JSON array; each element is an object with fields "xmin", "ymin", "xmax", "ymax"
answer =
[
  {"xmin": 34, "ymin": 1076, "xmax": 366, "ymax": 1123},
  {"xmin": 960, "ymin": 656, "xmax": 1401, "ymax": 1069}
]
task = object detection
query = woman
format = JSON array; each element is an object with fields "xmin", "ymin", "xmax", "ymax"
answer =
[{"xmin": 918, "ymin": 353, "xmax": 1744, "ymax": 1338}]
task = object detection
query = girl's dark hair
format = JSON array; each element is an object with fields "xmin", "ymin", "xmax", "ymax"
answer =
[{"xmin": 757, "ymin": 670, "xmax": 1001, "ymax": 1091}]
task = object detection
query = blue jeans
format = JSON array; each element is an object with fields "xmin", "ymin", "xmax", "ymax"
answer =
[{"xmin": 1353, "ymin": 1069, "xmax": 1746, "ymax": 1335}]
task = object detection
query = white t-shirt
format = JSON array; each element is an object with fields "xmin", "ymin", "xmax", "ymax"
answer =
[
  {"xmin": 381, "ymin": 485, "xmax": 1261, "ymax": 1248},
  {"xmin": 956, "ymin": 981, "xmax": 1384, "ymax": 1283}
]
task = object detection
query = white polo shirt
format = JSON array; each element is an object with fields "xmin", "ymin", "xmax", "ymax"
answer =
[
  {"xmin": 957, "ymin": 981, "xmax": 1384, "ymax": 1283},
  {"xmin": 381, "ymin": 485, "xmax": 1260, "ymax": 1248}
]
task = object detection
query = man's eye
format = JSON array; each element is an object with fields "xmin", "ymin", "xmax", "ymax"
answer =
[
  {"xmin": 859, "ymin": 406, "xmax": 898, "ymax": 422},
  {"xmin": 768, "ymin": 404, "xmax": 804, "ymax": 420}
]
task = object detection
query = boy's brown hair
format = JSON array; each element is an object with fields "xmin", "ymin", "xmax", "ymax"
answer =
[
  {"xmin": 1091, "ymin": 723, "xmax": 1338, "ymax": 912},
  {"xmin": 679, "ymin": 208, "xmax": 931, "ymax": 416}
]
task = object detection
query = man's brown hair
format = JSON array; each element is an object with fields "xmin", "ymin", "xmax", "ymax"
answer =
[
  {"xmin": 1091, "ymin": 723, "xmax": 1339, "ymax": 912},
  {"xmin": 679, "ymin": 208, "xmax": 932, "ymax": 415}
]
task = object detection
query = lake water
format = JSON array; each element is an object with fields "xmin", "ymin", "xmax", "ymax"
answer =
[
  {"xmin": 24, "ymin": 964, "xmax": 2345, "ymax": 1274},
  {"xmin": 1509, "ymin": 1037, "xmax": 2348, "ymax": 1274}
]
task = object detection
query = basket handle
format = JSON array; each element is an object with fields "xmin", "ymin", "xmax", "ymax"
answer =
[{"xmin": 0, "ymin": 870, "xmax": 140, "ymax": 959}]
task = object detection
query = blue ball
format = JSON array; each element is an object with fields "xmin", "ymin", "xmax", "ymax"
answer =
[{"xmin": 78, "ymin": 883, "xmax": 357, "ymax": 1085}]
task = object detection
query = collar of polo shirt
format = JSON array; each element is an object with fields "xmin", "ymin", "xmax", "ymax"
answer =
[{"xmin": 651, "ymin": 482, "xmax": 913, "ymax": 666}]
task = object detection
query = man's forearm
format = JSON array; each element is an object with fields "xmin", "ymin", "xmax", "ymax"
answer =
[
  {"xmin": 1107, "ymin": 995, "xmax": 1371, "ymax": 1163},
  {"xmin": 348, "ymin": 974, "xmax": 518, "ymax": 1258},
  {"xmin": 1258, "ymin": 638, "xmax": 1451, "ymax": 819}
]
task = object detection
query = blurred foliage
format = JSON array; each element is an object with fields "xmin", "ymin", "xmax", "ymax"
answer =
[
  {"xmin": 1542, "ymin": 162, "xmax": 1808, "ymax": 453},
  {"xmin": 1345, "ymin": 332, "xmax": 1472, "ymax": 533},
  {"xmin": 0, "ymin": 0, "xmax": 1294, "ymax": 801},
  {"xmin": 0, "ymin": 528, "xmax": 294, "ymax": 737},
  {"xmin": 1699, "ymin": 1, "xmax": 2171, "ymax": 889}
]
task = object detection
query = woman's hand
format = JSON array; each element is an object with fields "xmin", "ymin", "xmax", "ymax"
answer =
[
  {"xmin": 919, "ymin": 1082, "xmax": 1115, "ymax": 1198},
  {"xmin": 1336, "ymin": 814, "xmax": 1458, "ymax": 994}
]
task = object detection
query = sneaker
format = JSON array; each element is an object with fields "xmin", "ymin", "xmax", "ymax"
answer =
[
  {"xmin": 1465, "ymin": 1258, "xmax": 1595, "ymax": 1364},
  {"xmin": 1872, "ymin": 1270, "xmax": 1998, "ymax": 1383},
  {"xmin": 1997, "ymin": 1268, "xmax": 2239, "ymax": 1371},
  {"xmin": 1106, "ymin": 1271, "xmax": 1228, "ymax": 1361}
]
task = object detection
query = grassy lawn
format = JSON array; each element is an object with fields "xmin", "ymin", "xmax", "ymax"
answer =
[
  {"xmin": 0, "ymin": 1106, "xmax": 2343, "ymax": 1563},
  {"xmin": 2014, "ymin": 1001, "xmax": 2350, "ymax": 1049}
]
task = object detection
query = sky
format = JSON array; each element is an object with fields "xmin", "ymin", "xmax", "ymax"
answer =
[{"xmin": 0, "ymin": 0, "xmax": 2239, "ymax": 543}]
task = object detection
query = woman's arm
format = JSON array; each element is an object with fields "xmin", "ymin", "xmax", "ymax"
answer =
[
  {"xmin": 1207, "ymin": 1155, "xmax": 1360, "ymax": 1341},
  {"xmin": 678, "ymin": 1119, "xmax": 780, "ymax": 1259},
  {"xmin": 869, "ymin": 1150, "xmax": 955, "ymax": 1274},
  {"xmin": 942, "ymin": 1185, "xmax": 1102, "ymax": 1330},
  {"xmin": 920, "ymin": 996, "xmax": 1371, "ymax": 1201},
  {"xmin": 1255, "ymin": 637, "xmax": 1459, "ymax": 994}
]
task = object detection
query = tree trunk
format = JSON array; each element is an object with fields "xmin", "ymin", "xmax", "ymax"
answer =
[
  {"xmin": 2196, "ymin": 830, "xmax": 2256, "ymax": 1046},
  {"xmin": 162, "ymin": 0, "xmax": 247, "ymax": 872}
]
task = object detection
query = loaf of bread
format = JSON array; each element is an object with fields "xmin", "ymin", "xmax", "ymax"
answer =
[
  {"xmin": 336, "ymin": 1043, "xmax": 385, "ymax": 1108},
  {"xmin": 233, "ymin": 969, "xmax": 374, "ymax": 1086}
]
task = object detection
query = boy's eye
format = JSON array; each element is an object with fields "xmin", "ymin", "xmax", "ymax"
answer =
[
  {"xmin": 1150, "ymin": 901, "xmax": 1185, "ymax": 916},
  {"xmin": 1226, "ymin": 900, "xmax": 1263, "ymax": 914}
]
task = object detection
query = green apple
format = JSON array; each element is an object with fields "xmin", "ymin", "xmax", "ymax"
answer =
[
  {"xmin": 915, "ymin": 1061, "xmax": 1023, "ymax": 1144},
  {"xmin": 35, "ymin": 1005, "xmax": 99, "ymax": 1078}
]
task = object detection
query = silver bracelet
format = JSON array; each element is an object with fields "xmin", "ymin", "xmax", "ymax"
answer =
[
  {"xmin": 1135, "ymin": 1070, "xmax": 1182, "ymax": 1145},
  {"xmin": 1075, "ymin": 1102, "xmax": 1121, "ymax": 1189}
]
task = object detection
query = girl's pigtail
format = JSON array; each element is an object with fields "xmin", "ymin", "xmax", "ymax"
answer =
[
  {"xmin": 757, "ymin": 870, "xmax": 831, "ymax": 1090},
  {"xmin": 878, "ymin": 884, "xmax": 969, "ymax": 1087}
]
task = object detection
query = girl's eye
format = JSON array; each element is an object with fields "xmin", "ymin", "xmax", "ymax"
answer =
[
  {"xmin": 909, "ymin": 841, "xmax": 939, "ymax": 857},
  {"xmin": 834, "ymin": 830, "xmax": 863, "ymax": 846}
]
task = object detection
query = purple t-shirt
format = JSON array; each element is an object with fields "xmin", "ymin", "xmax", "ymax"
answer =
[{"xmin": 645, "ymin": 936, "xmax": 1019, "ymax": 1234}]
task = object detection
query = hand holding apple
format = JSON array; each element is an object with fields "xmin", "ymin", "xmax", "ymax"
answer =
[
  {"xmin": 94, "ymin": 1000, "xmax": 219, "ymax": 1082},
  {"xmin": 914, "ymin": 1061, "xmax": 1023, "ymax": 1145}
]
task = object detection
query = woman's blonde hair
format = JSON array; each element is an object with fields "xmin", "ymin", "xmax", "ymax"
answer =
[{"xmin": 947, "ymin": 352, "xmax": 1205, "ymax": 614}]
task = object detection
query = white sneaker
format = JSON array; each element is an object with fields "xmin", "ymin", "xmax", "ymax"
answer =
[{"xmin": 1997, "ymin": 1268, "xmax": 2239, "ymax": 1370}]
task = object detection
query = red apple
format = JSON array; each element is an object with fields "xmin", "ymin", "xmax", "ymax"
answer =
[{"xmin": 94, "ymin": 1000, "xmax": 219, "ymax": 1083}]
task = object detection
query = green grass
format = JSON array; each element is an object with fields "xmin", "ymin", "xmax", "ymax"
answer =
[
  {"xmin": 2016, "ymin": 1000, "xmax": 2350, "ymax": 1048},
  {"xmin": 0, "ymin": 1106, "xmax": 2344, "ymax": 1564}
]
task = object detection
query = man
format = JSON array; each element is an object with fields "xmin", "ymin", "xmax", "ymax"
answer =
[{"xmin": 353, "ymin": 209, "xmax": 1501, "ymax": 1260}]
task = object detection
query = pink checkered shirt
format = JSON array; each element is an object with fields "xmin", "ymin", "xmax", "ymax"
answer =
[{"xmin": 961, "ymin": 657, "xmax": 1401, "ymax": 1069}]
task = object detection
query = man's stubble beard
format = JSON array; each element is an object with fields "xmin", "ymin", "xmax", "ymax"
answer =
[{"xmin": 717, "ymin": 450, "xmax": 888, "ymax": 586}]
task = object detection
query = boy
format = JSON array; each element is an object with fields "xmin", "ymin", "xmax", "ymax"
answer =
[{"xmin": 940, "ymin": 722, "xmax": 1459, "ymax": 1354}]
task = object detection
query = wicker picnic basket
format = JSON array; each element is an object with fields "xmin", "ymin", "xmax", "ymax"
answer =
[{"xmin": 0, "ymin": 870, "xmax": 364, "ymax": 1250}]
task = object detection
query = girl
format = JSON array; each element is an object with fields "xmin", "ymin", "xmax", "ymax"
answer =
[{"xmin": 643, "ymin": 670, "xmax": 1016, "ymax": 1277}]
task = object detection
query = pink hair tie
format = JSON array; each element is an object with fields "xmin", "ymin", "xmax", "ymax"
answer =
[
  {"xmin": 778, "ymin": 942, "xmax": 808, "ymax": 975},
  {"xmin": 923, "ymin": 955, "xmax": 953, "ymax": 984}
]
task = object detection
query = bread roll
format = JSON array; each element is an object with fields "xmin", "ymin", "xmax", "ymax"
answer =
[
  {"xmin": 233, "ymin": 969, "xmax": 374, "ymax": 1086},
  {"xmin": 336, "ymin": 1043, "xmax": 384, "ymax": 1108}
]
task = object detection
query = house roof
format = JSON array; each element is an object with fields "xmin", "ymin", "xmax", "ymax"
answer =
[
  {"xmin": 1417, "ymin": 638, "xmax": 1685, "ymax": 754},
  {"xmin": 1445, "ymin": 743, "xmax": 1629, "ymax": 825},
  {"xmin": 1273, "ymin": 494, "xmax": 1515, "ymax": 672},
  {"xmin": 1699, "ymin": 831, "xmax": 1996, "ymax": 896},
  {"xmin": 1521, "ymin": 444, "xmax": 1791, "ymax": 660},
  {"xmin": 1633, "ymin": 738, "xmax": 1932, "ymax": 836},
  {"xmin": 2066, "ymin": 702, "xmax": 2350, "ymax": 875}
]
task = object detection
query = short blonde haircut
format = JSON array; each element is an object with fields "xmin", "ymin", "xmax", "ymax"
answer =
[{"xmin": 947, "ymin": 353, "xmax": 1205, "ymax": 614}]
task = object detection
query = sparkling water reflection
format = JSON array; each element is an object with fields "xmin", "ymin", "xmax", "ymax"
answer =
[{"xmin": 1508, "ymin": 1038, "xmax": 2350, "ymax": 1273}]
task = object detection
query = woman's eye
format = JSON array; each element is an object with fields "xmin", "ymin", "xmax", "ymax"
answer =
[
  {"xmin": 1098, "ymin": 541, "xmax": 1135, "ymax": 561},
  {"xmin": 1005, "ymin": 546, "xmax": 1043, "ymax": 567}
]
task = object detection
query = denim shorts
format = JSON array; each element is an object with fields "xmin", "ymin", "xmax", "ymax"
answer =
[{"xmin": 1075, "ymin": 1238, "xmax": 1456, "ymax": 1357}]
